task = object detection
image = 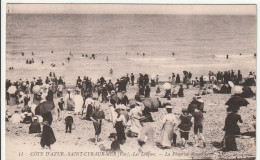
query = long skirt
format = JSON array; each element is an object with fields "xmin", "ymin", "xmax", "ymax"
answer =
[
  {"xmin": 160, "ymin": 122, "xmax": 175, "ymax": 147},
  {"xmin": 115, "ymin": 121, "xmax": 126, "ymax": 144},
  {"xmin": 86, "ymin": 104, "xmax": 93, "ymax": 121},
  {"xmin": 224, "ymin": 135, "xmax": 238, "ymax": 151}
]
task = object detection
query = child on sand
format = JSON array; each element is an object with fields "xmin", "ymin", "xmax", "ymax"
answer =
[
  {"xmin": 178, "ymin": 108, "xmax": 192, "ymax": 149},
  {"xmin": 192, "ymin": 108, "xmax": 206, "ymax": 147},
  {"xmin": 65, "ymin": 112, "xmax": 73, "ymax": 133}
]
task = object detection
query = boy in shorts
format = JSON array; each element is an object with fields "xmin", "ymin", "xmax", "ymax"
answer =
[{"xmin": 192, "ymin": 108, "xmax": 206, "ymax": 147}]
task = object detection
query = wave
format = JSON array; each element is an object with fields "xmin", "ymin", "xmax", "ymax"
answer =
[
  {"xmin": 214, "ymin": 54, "xmax": 254, "ymax": 58},
  {"xmin": 127, "ymin": 57, "xmax": 177, "ymax": 64}
]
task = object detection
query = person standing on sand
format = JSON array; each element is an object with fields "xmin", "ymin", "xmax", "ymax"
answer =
[
  {"xmin": 178, "ymin": 108, "xmax": 192, "ymax": 149},
  {"xmin": 156, "ymin": 75, "xmax": 159, "ymax": 85},
  {"xmin": 221, "ymin": 107, "xmax": 243, "ymax": 152},
  {"xmin": 176, "ymin": 74, "xmax": 180, "ymax": 83},
  {"xmin": 192, "ymin": 108, "xmax": 206, "ymax": 147},
  {"xmin": 144, "ymin": 85, "xmax": 151, "ymax": 98},
  {"xmin": 114, "ymin": 106, "xmax": 127, "ymax": 144},
  {"xmin": 65, "ymin": 112, "xmax": 73, "ymax": 133},
  {"xmin": 160, "ymin": 105, "xmax": 178, "ymax": 148},
  {"xmin": 40, "ymin": 121, "xmax": 56, "ymax": 149},
  {"xmin": 130, "ymin": 73, "xmax": 135, "ymax": 86},
  {"xmin": 90, "ymin": 103, "xmax": 105, "ymax": 145},
  {"xmin": 110, "ymin": 68, "xmax": 113, "ymax": 75}
]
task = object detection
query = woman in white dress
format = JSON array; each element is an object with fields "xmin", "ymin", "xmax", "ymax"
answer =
[
  {"xmin": 160, "ymin": 105, "xmax": 178, "ymax": 148},
  {"xmin": 73, "ymin": 89, "xmax": 83, "ymax": 115}
]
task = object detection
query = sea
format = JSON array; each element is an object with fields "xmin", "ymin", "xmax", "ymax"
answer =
[{"xmin": 6, "ymin": 14, "xmax": 257, "ymax": 85}]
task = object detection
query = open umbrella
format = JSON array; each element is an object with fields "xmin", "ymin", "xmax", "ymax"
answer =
[
  {"xmin": 225, "ymin": 96, "xmax": 249, "ymax": 108},
  {"xmin": 117, "ymin": 92, "xmax": 124, "ymax": 100},
  {"xmin": 163, "ymin": 83, "xmax": 171, "ymax": 90},
  {"xmin": 7, "ymin": 86, "xmax": 17, "ymax": 94},
  {"xmin": 151, "ymin": 73, "xmax": 156, "ymax": 80},
  {"xmin": 203, "ymin": 76, "xmax": 209, "ymax": 82},
  {"xmin": 228, "ymin": 81, "xmax": 235, "ymax": 88},
  {"xmin": 231, "ymin": 86, "xmax": 243, "ymax": 94},
  {"xmin": 33, "ymin": 85, "xmax": 41, "ymax": 94},
  {"xmin": 35, "ymin": 101, "xmax": 55, "ymax": 115},
  {"xmin": 141, "ymin": 98, "xmax": 152, "ymax": 109}
]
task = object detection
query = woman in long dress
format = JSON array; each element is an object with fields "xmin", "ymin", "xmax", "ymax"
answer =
[
  {"xmin": 127, "ymin": 104, "xmax": 142, "ymax": 136},
  {"xmin": 222, "ymin": 107, "xmax": 243, "ymax": 151},
  {"xmin": 74, "ymin": 89, "xmax": 83, "ymax": 115},
  {"xmin": 40, "ymin": 121, "xmax": 56, "ymax": 149},
  {"xmin": 114, "ymin": 106, "xmax": 127, "ymax": 144},
  {"xmin": 160, "ymin": 105, "xmax": 178, "ymax": 148}
]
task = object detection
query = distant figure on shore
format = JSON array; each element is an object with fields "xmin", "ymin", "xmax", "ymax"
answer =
[
  {"xmin": 26, "ymin": 59, "xmax": 29, "ymax": 64},
  {"xmin": 137, "ymin": 53, "xmax": 139, "ymax": 55},
  {"xmin": 254, "ymin": 53, "xmax": 256, "ymax": 57},
  {"xmin": 32, "ymin": 52, "xmax": 34, "ymax": 56},
  {"xmin": 66, "ymin": 57, "xmax": 70, "ymax": 61},
  {"xmin": 126, "ymin": 52, "xmax": 128, "ymax": 55},
  {"xmin": 143, "ymin": 53, "xmax": 145, "ymax": 56},
  {"xmin": 32, "ymin": 58, "xmax": 34, "ymax": 63},
  {"xmin": 239, "ymin": 53, "xmax": 242, "ymax": 55},
  {"xmin": 110, "ymin": 68, "xmax": 113, "ymax": 75},
  {"xmin": 85, "ymin": 54, "xmax": 88, "ymax": 57},
  {"xmin": 226, "ymin": 54, "xmax": 229, "ymax": 59},
  {"xmin": 21, "ymin": 52, "xmax": 24, "ymax": 56},
  {"xmin": 92, "ymin": 54, "xmax": 96, "ymax": 59},
  {"xmin": 41, "ymin": 60, "xmax": 44, "ymax": 64},
  {"xmin": 172, "ymin": 52, "xmax": 175, "ymax": 56},
  {"xmin": 62, "ymin": 62, "xmax": 64, "ymax": 65},
  {"xmin": 51, "ymin": 50, "xmax": 53, "ymax": 53},
  {"xmin": 49, "ymin": 72, "xmax": 52, "ymax": 77}
]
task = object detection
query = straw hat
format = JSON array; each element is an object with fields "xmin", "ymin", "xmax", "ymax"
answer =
[
  {"xmin": 33, "ymin": 116, "xmax": 38, "ymax": 120},
  {"xmin": 182, "ymin": 108, "xmax": 188, "ymax": 113},
  {"xmin": 111, "ymin": 90, "xmax": 115, "ymax": 94},
  {"xmin": 166, "ymin": 105, "xmax": 173, "ymax": 109}
]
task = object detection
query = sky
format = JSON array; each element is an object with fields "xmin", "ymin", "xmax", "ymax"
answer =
[{"xmin": 6, "ymin": 4, "xmax": 256, "ymax": 15}]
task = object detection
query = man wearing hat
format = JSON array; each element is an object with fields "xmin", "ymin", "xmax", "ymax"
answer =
[{"xmin": 188, "ymin": 96, "xmax": 204, "ymax": 114}]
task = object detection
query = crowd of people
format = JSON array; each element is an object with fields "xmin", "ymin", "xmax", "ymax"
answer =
[{"xmin": 5, "ymin": 69, "xmax": 256, "ymax": 153}]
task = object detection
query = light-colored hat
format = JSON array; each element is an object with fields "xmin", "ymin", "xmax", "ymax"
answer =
[
  {"xmin": 115, "ymin": 105, "xmax": 121, "ymax": 110},
  {"xmin": 166, "ymin": 105, "xmax": 173, "ymax": 109},
  {"xmin": 120, "ymin": 105, "xmax": 126, "ymax": 110},
  {"xmin": 197, "ymin": 99, "xmax": 204, "ymax": 103},
  {"xmin": 33, "ymin": 116, "xmax": 38, "ymax": 120},
  {"xmin": 24, "ymin": 112, "xmax": 28, "ymax": 115},
  {"xmin": 111, "ymin": 90, "xmax": 115, "ymax": 94}
]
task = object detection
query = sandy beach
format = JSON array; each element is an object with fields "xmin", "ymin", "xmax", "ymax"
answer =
[{"xmin": 5, "ymin": 84, "xmax": 256, "ymax": 160}]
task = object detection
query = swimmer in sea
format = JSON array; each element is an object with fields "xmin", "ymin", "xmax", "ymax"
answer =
[
  {"xmin": 85, "ymin": 54, "xmax": 88, "ymax": 57},
  {"xmin": 172, "ymin": 52, "xmax": 175, "ymax": 56},
  {"xmin": 137, "ymin": 53, "xmax": 139, "ymax": 55},
  {"xmin": 126, "ymin": 52, "xmax": 128, "ymax": 55},
  {"xmin": 143, "ymin": 53, "xmax": 145, "ymax": 56},
  {"xmin": 22, "ymin": 52, "xmax": 24, "ymax": 56},
  {"xmin": 226, "ymin": 54, "xmax": 229, "ymax": 59},
  {"xmin": 32, "ymin": 58, "xmax": 34, "ymax": 63},
  {"xmin": 41, "ymin": 60, "xmax": 44, "ymax": 64},
  {"xmin": 51, "ymin": 50, "xmax": 53, "ymax": 53},
  {"xmin": 62, "ymin": 62, "xmax": 64, "ymax": 65},
  {"xmin": 32, "ymin": 52, "xmax": 34, "ymax": 56},
  {"xmin": 106, "ymin": 56, "xmax": 108, "ymax": 61},
  {"xmin": 26, "ymin": 59, "xmax": 29, "ymax": 64}
]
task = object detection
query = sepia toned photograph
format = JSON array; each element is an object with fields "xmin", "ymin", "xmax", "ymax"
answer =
[{"xmin": 3, "ymin": 3, "xmax": 257, "ymax": 160}]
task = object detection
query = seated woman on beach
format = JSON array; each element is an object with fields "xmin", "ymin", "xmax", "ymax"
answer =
[{"xmin": 10, "ymin": 110, "xmax": 22, "ymax": 123}]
